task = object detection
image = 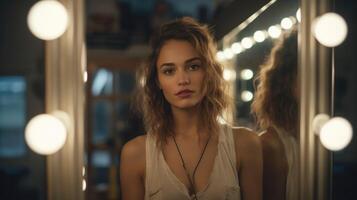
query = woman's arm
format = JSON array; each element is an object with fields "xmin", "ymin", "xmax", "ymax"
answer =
[
  {"xmin": 234, "ymin": 127, "xmax": 263, "ymax": 200},
  {"xmin": 120, "ymin": 135, "xmax": 146, "ymax": 200}
]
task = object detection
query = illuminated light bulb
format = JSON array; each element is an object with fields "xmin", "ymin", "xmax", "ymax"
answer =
[
  {"xmin": 253, "ymin": 30, "xmax": 266, "ymax": 43},
  {"xmin": 312, "ymin": 113, "xmax": 330, "ymax": 135},
  {"xmin": 320, "ymin": 117, "xmax": 353, "ymax": 151},
  {"xmin": 241, "ymin": 90, "xmax": 253, "ymax": 102},
  {"xmin": 27, "ymin": 0, "xmax": 68, "ymax": 40},
  {"xmin": 296, "ymin": 8, "xmax": 301, "ymax": 23},
  {"xmin": 313, "ymin": 12, "xmax": 348, "ymax": 47},
  {"xmin": 216, "ymin": 51, "xmax": 226, "ymax": 61},
  {"xmin": 82, "ymin": 179, "xmax": 87, "ymax": 191},
  {"xmin": 82, "ymin": 167, "xmax": 86, "ymax": 176},
  {"xmin": 223, "ymin": 48, "xmax": 234, "ymax": 60},
  {"xmin": 241, "ymin": 37, "xmax": 254, "ymax": 49},
  {"xmin": 281, "ymin": 17, "xmax": 293, "ymax": 30},
  {"xmin": 83, "ymin": 71, "xmax": 88, "ymax": 83},
  {"xmin": 240, "ymin": 69, "xmax": 254, "ymax": 80},
  {"xmin": 223, "ymin": 68, "xmax": 237, "ymax": 81},
  {"xmin": 25, "ymin": 111, "xmax": 69, "ymax": 155},
  {"xmin": 231, "ymin": 42, "xmax": 243, "ymax": 54},
  {"xmin": 268, "ymin": 25, "xmax": 282, "ymax": 39}
]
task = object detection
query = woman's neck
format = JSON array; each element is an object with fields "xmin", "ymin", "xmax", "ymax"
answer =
[{"xmin": 171, "ymin": 106, "xmax": 206, "ymax": 141}]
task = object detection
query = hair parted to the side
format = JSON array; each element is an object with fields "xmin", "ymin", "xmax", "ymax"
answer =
[
  {"xmin": 251, "ymin": 29, "xmax": 298, "ymax": 136},
  {"xmin": 135, "ymin": 17, "xmax": 232, "ymax": 149}
]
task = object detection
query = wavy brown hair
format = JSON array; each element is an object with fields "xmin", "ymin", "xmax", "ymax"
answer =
[
  {"xmin": 136, "ymin": 17, "xmax": 232, "ymax": 148},
  {"xmin": 251, "ymin": 30, "xmax": 298, "ymax": 136}
]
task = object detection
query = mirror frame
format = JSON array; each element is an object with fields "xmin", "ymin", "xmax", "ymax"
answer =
[{"xmin": 45, "ymin": 0, "xmax": 85, "ymax": 199}]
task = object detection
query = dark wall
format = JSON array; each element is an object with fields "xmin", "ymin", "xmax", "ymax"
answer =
[{"xmin": 0, "ymin": 1, "xmax": 46, "ymax": 199}]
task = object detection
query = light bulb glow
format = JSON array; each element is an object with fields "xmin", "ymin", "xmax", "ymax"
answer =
[
  {"xmin": 296, "ymin": 8, "xmax": 301, "ymax": 22},
  {"xmin": 25, "ymin": 113, "xmax": 68, "ymax": 155},
  {"xmin": 313, "ymin": 12, "xmax": 348, "ymax": 47},
  {"xmin": 241, "ymin": 90, "xmax": 253, "ymax": 102},
  {"xmin": 320, "ymin": 117, "xmax": 353, "ymax": 151},
  {"xmin": 223, "ymin": 68, "xmax": 237, "ymax": 81},
  {"xmin": 27, "ymin": 0, "xmax": 68, "ymax": 40},
  {"xmin": 281, "ymin": 17, "xmax": 293, "ymax": 30},
  {"xmin": 231, "ymin": 42, "xmax": 243, "ymax": 54},
  {"xmin": 268, "ymin": 25, "xmax": 282, "ymax": 39},
  {"xmin": 241, "ymin": 37, "xmax": 254, "ymax": 49},
  {"xmin": 82, "ymin": 179, "xmax": 87, "ymax": 191},
  {"xmin": 216, "ymin": 51, "xmax": 225, "ymax": 61},
  {"xmin": 223, "ymin": 49, "xmax": 234, "ymax": 59},
  {"xmin": 240, "ymin": 69, "xmax": 254, "ymax": 80},
  {"xmin": 253, "ymin": 30, "xmax": 266, "ymax": 43}
]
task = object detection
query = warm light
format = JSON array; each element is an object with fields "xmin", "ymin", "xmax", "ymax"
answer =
[
  {"xmin": 313, "ymin": 12, "xmax": 348, "ymax": 47},
  {"xmin": 320, "ymin": 117, "xmax": 353, "ymax": 151},
  {"xmin": 312, "ymin": 114, "xmax": 330, "ymax": 135},
  {"xmin": 216, "ymin": 51, "xmax": 225, "ymax": 61},
  {"xmin": 223, "ymin": 48, "xmax": 234, "ymax": 60},
  {"xmin": 27, "ymin": 0, "xmax": 68, "ymax": 40},
  {"xmin": 253, "ymin": 30, "xmax": 266, "ymax": 43},
  {"xmin": 296, "ymin": 8, "xmax": 301, "ymax": 23},
  {"xmin": 268, "ymin": 25, "xmax": 282, "ymax": 39},
  {"xmin": 241, "ymin": 37, "xmax": 254, "ymax": 49},
  {"xmin": 240, "ymin": 69, "xmax": 254, "ymax": 80},
  {"xmin": 82, "ymin": 167, "xmax": 86, "ymax": 176},
  {"xmin": 25, "ymin": 111, "xmax": 68, "ymax": 155},
  {"xmin": 281, "ymin": 17, "xmax": 293, "ymax": 30},
  {"xmin": 82, "ymin": 179, "xmax": 87, "ymax": 191},
  {"xmin": 83, "ymin": 71, "xmax": 88, "ymax": 83},
  {"xmin": 223, "ymin": 68, "xmax": 237, "ymax": 81},
  {"xmin": 231, "ymin": 42, "xmax": 243, "ymax": 54},
  {"xmin": 241, "ymin": 90, "xmax": 253, "ymax": 102}
]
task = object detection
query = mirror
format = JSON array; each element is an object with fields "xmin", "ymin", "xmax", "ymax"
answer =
[{"xmin": 218, "ymin": 0, "xmax": 299, "ymax": 199}]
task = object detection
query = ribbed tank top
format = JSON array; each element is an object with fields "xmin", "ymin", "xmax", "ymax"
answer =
[
  {"xmin": 274, "ymin": 126, "xmax": 299, "ymax": 200},
  {"xmin": 145, "ymin": 125, "xmax": 241, "ymax": 200}
]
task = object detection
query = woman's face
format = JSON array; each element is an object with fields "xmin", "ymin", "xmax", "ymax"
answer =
[{"xmin": 156, "ymin": 39, "xmax": 206, "ymax": 110}]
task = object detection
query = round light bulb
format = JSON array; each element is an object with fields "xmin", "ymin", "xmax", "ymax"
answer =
[
  {"xmin": 320, "ymin": 117, "xmax": 353, "ymax": 151},
  {"xmin": 313, "ymin": 12, "xmax": 348, "ymax": 47},
  {"xmin": 241, "ymin": 90, "xmax": 253, "ymax": 102},
  {"xmin": 223, "ymin": 48, "xmax": 234, "ymax": 60},
  {"xmin": 82, "ymin": 179, "xmax": 87, "ymax": 191},
  {"xmin": 281, "ymin": 17, "xmax": 293, "ymax": 30},
  {"xmin": 240, "ymin": 69, "xmax": 254, "ymax": 80},
  {"xmin": 231, "ymin": 42, "xmax": 243, "ymax": 54},
  {"xmin": 268, "ymin": 25, "xmax": 282, "ymax": 39},
  {"xmin": 241, "ymin": 37, "xmax": 254, "ymax": 49},
  {"xmin": 27, "ymin": 0, "xmax": 68, "ymax": 40},
  {"xmin": 253, "ymin": 30, "xmax": 266, "ymax": 43},
  {"xmin": 296, "ymin": 8, "xmax": 301, "ymax": 23},
  {"xmin": 216, "ymin": 51, "xmax": 225, "ymax": 61},
  {"xmin": 312, "ymin": 113, "xmax": 330, "ymax": 135},
  {"xmin": 25, "ymin": 112, "xmax": 68, "ymax": 155},
  {"xmin": 223, "ymin": 68, "xmax": 236, "ymax": 81}
]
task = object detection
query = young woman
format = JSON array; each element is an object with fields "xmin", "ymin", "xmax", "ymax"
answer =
[
  {"xmin": 251, "ymin": 30, "xmax": 298, "ymax": 200},
  {"xmin": 120, "ymin": 17, "xmax": 262, "ymax": 200}
]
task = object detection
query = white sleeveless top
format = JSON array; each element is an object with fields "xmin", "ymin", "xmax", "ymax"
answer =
[
  {"xmin": 145, "ymin": 125, "xmax": 241, "ymax": 200},
  {"xmin": 274, "ymin": 126, "xmax": 299, "ymax": 200}
]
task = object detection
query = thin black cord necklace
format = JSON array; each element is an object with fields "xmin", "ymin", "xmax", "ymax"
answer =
[{"xmin": 172, "ymin": 133, "xmax": 211, "ymax": 200}]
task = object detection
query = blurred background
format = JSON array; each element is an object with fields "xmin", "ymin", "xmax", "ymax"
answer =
[{"xmin": 0, "ymin": 0, "xmax": 356, "ymax": 199}]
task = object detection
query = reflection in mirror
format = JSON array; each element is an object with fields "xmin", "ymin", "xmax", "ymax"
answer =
[{"xmin": 217, "ymin": 0, "xmax": 299, "ymax": 199}]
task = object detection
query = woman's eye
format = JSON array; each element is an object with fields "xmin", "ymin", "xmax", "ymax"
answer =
[
  {"xmin": 163, "ymin": 68, "xmax": 174, "ymax": 75},
  {"xmin": 188, "ymin": 64, "xmax": 200, "ymax": 71}
]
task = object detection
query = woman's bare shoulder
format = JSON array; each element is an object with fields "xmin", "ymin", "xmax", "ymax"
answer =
[
  {"xmin": 231, "ymin": 126, "xmax": 261, "ymax": 149},
  {"xmin": 259, "ymin": 127, "xmax": 285, "ymax": 155},
  {"xmin": 120, "ymin": 135, "xmax": 147, "ymax": 173}
]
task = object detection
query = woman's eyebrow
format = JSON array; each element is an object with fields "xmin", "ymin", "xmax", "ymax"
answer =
[
  {"xmin": 159, "ymin": 57, "xmax": 201, "ymax": 69},
  {"xmin": 185, "ymin": 57, "xmax": 201, "ymax": 63}
]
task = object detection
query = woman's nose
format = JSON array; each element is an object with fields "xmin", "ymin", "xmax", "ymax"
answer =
[{"xmin": 177, "ymin": 70, "xmax": 190, "ymax": 85}]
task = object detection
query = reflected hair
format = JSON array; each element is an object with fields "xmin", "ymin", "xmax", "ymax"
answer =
[
  {"xmin": 251, "ymin": 29, "xmax": 298, "ymax": 135},
  {"xmin": 136, "ymin": 17, "xmax": 232, "ymax": 148}
]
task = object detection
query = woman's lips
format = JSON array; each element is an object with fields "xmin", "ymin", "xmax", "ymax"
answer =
[{"xmin": 176, "ymin": 90, "xmax": 194, "ymax": 98}]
